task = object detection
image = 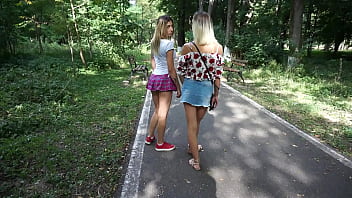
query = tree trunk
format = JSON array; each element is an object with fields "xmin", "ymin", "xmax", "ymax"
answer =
[
  {"xmin": 276, "ymin": 0, "xmax": 281, "ymax": 17},
  {"xmin": 8, "ymin": 39, "xmax": 15, "ymax": 55},
  {"xmin": 225, "ymin": 0, "xmax": 235, "ymax": 46},
  {"xmin": 67, "ymin": 24, "xmax": 77, "ymax": 75},
  {"xmin": 334, "ymin": 34, "xmax": 344, "ymax": 53},
  {"xmin": 86, "ymin": 6, "xmax": 93, "ymax": 59},
  {"xmin": 306, "ymin": 0, "xmax": 313, "ymax": 57},
  {"xmin": 177, "ymin": 0, "xmax": 186, "ymax": 48},
  {"xmin": 38, "ymin": 27, "xmax": 43, "ymax": 54},
  {"xmin": 276, "ymin": 0, "xmax": 286, "ymax": 50},
  {"xmin": 140, "ymin": 6, "xmax": 144, "ymax": 45},
  {"xmin": 199, "ymin": 0, "xmax": 204, "ymax": 11},
  {"xmin": 35, "ymin": 17, "xmax": 43, "ymax": 54},
  {"xmin": 87, "ymin": 30, "xmax": 93, "ymax": 59},
  {"xmin": 224, "ymin": 0, "xmax": 235, "ymax": 60},
  {"xmin": 324, "ymin": 43, "xmax": 331, "ymax": 51},
  {"xmin": 150, "ymin": 21, "xmax": 153, "ymax": 41},
  {"xmin": 70, "ymin": 0, "xmax": 87, "ymax": 67},
  {"xmin": 289, "ymin": 0, "xmax": 304, "ymax": 53},
  {"xmin": 208, "ymin": 0, "xmax": 215, "ymax": 16},
  {"xmin": 67, "ymin": 25, "xmax": 74, "ymax": 63}
]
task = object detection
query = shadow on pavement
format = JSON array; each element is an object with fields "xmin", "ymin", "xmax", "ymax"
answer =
[{"xmin": 122, "ymin": 83, "xmax": 352, "ymax": 198}]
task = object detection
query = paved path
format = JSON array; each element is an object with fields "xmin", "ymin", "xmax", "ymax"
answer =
[{"xmin": 118, "ymin": 82, "xmax": 352, "ymax": 198}]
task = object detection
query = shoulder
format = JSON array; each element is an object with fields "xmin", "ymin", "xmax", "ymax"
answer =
[
  {"xmin": 215, "ymin": 42, "xmax": 223, "ymax": 55},
  {"xmin": 163, "ymin": 39, "xmax": 174, "ymax": 44},
  {"xmin": 160, "ymin": 39, "xmax": 174, "ymax": 45},
  {"xmin": 161, "ymin": 39, "xmax": 174, "ymax": 51},
  {"xmin": 181, "ymin": 42, "xmax": 194, "ymax": 55}
]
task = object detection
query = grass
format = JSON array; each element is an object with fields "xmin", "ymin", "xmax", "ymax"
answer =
[
  {"xmin": 1, "ymin": 45, "xmax": 351, "ymax": 197},
  {"xmin": 0, "ymin": 53, "xmax": 147, "ymax": 197},
  {"xmin": 225, "ymin": 51, "xmax": 352, "ymax": 157}
]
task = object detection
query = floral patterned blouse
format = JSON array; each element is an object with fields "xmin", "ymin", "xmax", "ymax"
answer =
[{"xmin": 177, "ymin": 52, "xmax": 224, "ymax": 81}]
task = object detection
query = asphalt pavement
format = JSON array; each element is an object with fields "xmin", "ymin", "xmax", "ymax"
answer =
[{"xmin": 118, "ymin": 82, "xmax": 352, "ymax": 198}]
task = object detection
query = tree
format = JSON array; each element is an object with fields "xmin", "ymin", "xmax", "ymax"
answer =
[
  {"xmin": 289, "ymin": 0, "xmax": 304, "ymax": 53},
  {"xmin": 224, "ymin": 0, "xmax": 235, "ymax": 59},
  {"xmin": 208, "ymin": 0, "xmax": 215, "ymax": 17},
  {"xmin": 305, "ymin": 0, "xmax": 314, "ymax": 57},
  {"xmin": 69, "ymin": 0, "xmax": 87, "ymax": 67},
  {"xmin": 314, "ymin": 0, "xmax": 352, "ymax": 53},
  {"xmin": 156, "ymin": 0, "xmax": 197, "ymax": 47},
  {"xmin": 199, "ymin": 0, "xmax": 204, "ymax": 11},
  {"xmin": 0, "ymin": 0, "xmax": 21, "ymax": 56},
  {"xmin": 225, "ymin": 0, "xmax": 235, "ymax": 46}
]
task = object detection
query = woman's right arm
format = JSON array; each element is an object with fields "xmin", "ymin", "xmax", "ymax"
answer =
[{"xmin": 166, "ymin": 50, "xmax": 181, "ymax": 98}]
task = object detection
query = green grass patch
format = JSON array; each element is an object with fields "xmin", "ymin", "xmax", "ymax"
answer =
[
  {"xmin": 225, "ymin": 53, "xmax": 352, "ymax": 157},
  {"xmin": 1, "ymin": 55, "xmax": 147, "ymax": 196}
]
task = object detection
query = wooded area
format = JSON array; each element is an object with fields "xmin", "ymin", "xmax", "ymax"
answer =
[
  {"xmin": 1, "ymin": 0, "xmax": 351, "ymax": 66},
  {"xmin": 1, "ymin": 0, "xmax": 351, "ymax": 197}
]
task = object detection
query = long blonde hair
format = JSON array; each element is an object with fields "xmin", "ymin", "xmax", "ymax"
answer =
[
  {"xmin": 192, "ymin": 11, "xmax": 217, "ymax": 45},
  {"xmin": 151, "ymin": 15, "xmax": 173, "ymax": 55}
]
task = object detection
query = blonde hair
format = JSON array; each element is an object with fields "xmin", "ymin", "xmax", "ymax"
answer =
[
  {"xmin": 151, "ymin": 15, "xmax": 173, "ymax": 55},
  {"xmin": 192, "ymin": 11, "xmax": 217, "ymax": 45}
]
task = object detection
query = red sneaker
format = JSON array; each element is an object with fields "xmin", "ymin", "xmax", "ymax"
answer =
[
  {"xmin": 145, "ymin": 136, "xmax": 155, "ymax": 145},
  {"xmin": 155, "ymin": 142, "xmax": 175, "ymax": 151}
]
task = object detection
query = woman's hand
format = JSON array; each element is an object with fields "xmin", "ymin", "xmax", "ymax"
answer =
[
  {"xmin": 176, "ymin": 89, "xmax": 181, "ymax": 98},
  {"xmin": 211, "ymin": 95, "xmax": 218, "ymax": 109}
]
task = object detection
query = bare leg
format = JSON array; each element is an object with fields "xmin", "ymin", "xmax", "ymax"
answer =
[
  {"xmin": 195, "ymin": 106, "xmax": 207, "ymax": 137},
  {"xmin": 156, "ymin": 91, "xmax": 172, "ymax": 144},
  {"xmin": 184, "ymin": 103, "xmax": 208, "ymax": 170},
  {"xmin": 184, "ymin": 103, "xmax": 203, "ymax": 170},
  {"xmin": 187, "ymin": 106, "xmax": 207, "ymax": 153},
  {"xmin": 147, "ymin": 91, "xmax": 159, "ymax": 137}
]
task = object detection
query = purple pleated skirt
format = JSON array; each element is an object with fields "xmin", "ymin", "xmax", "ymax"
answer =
[{"xmin": 146, "ymin": 74, "xmax": 177, "ymax": 92}]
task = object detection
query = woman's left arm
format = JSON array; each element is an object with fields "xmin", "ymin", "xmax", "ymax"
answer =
[
  {"xmin": 166, "ymin": 50, "xmax": 181, "ymax": 98},
  {"xmin": 214, "ymin": 43, "xmax": 224, "ymax": 96},
  {"xmin": 211, "ymin": 43, "xmax": 223, "ymax": 108}
]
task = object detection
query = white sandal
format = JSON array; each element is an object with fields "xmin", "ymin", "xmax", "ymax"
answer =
[
  {"xmin": 189, "ymin": 158, "xmax": 201, "ymax": 171},
  {"xmin": 187, "ymin": 144, "xmax": 203, "ymax": 154}
]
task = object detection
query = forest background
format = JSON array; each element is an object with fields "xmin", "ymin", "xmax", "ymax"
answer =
[{"xmin": 1, "ymin": 0, "xmax": 351, "ymax": 197}]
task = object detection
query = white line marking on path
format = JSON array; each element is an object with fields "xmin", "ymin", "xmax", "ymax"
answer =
[
  {"xmin": 120, "ymin": 90, "xmax": 152, "ymax": 198},
  {"xmin": 222, "ymin": 82, "xmax": 352, "ymax": 169}
]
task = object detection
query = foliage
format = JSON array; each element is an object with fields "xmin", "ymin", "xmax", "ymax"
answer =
[
  {"xmin": 227, "ymin": 0, "xmax": 290, "ymax": 67},
  {"xmin": 0, "ymin": 57, "xmax": 74, "ymax": 138},
  {"xmin": 127, "ymin": 0, "xmax": 164, "ymax": 45},
  {"xmin": 0, "ymin": 51, "xmax": 147, "ymax": 197},
  {"xmin": 2, "ymin": 0, "xmax": 351, "ymax": 67},
  {"xmin": 214, "ymin": 25, "xmax": 226, "ymax": 46},
  {"xmin": 125, "ymin": 43, "xmax": 150, "ymax": 61},
  {"xmin": 226, "ymin": 51, "xmax": 352, "ymax": 156},
  {"xmin": 313, "ymin": 0, "xmax": 352, "ymax": 52},
  {"xmin": 0, "ymin": 0, "xmax": 22, "ymax": 56},
  {"xmin": 0, "ymin": 0, "xmax": 136, "ymax": 62},
  {"xmin": 229, "ymin": 32, "xmax": 285, "ymax": 67}
]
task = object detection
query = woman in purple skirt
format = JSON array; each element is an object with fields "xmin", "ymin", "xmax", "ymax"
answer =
[{"xmin": 145, "ymin": 15, "xmax": 181, "ymax": 151}]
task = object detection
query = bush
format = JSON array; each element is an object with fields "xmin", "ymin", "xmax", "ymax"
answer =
[
  {"xmin": 244, "ymin": 44, "xmax": 269, "ymax": 67},
  {"xmin": 0, "ymin": 58, "xmax": 74, "ymax": 138},
  {"xmin": 124, "ymin": 44, "xmax": 150, "ymax": 64},
  {"xmin": 228, "ymin": 31, "xmax": 285, "ymax": 67}
]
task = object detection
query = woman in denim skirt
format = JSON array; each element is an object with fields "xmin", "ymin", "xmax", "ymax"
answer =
[
  {"xmin": 177, "ymin": 12, "xmax": 224, "ymax": 170},
  {"xmin": 145, "ymin": 15, "xmax": 181, "ymax": 151}
]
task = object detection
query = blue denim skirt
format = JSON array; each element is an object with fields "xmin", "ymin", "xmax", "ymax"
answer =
[{"xmin": 180, "ymin": 78, "xmax": 212, "ymax": 107}]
